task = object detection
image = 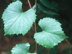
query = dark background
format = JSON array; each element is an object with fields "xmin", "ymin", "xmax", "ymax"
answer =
[{"xmin": 0, "ymin": 0, "xmax": 72, "ymax": 54}]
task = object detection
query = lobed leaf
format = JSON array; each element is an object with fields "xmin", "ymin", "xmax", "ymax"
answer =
[
  {"xmin": 34, "ymin": 17, "xmax": 68, "ymax": 48},
  {"xmin": 11, "ymin": 43, "xmax": 30, "ymax": 54},
  {"xmin": 2, "ymin": 0, "xmax": 36, "ymax": 36}
]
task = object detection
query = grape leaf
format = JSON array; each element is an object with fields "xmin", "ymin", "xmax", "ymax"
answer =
[
  {"xmin": 37, "ymin": 4, "xmax": 58, "ymax": 15},
  {"xmin": 2, "ymin": 0, "xmax": 36, "ymax": 36},
  {"xmin": 11, "ymin": 43, "xmax": 30, "ymax": 54},
  {"xmin": 34, "ymin": 17, "xmax": 68, "ymax": 48},
  {"xmin": 39, "ymin": 0, "xmax": 57, "ymax": 10}
]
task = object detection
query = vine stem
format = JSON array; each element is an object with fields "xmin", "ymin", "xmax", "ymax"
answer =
[
  {"xmin": 33, "ymin": 0, "xmax": 37, "ymax": 9},
  {"xmin": 34, "ymin": 22, "xmax": 37, "ymax": 53},
  {"xmin": 33, "ymin": 0, "xmax": 37, "ymax": 53},
  {"xmin": 27, "ymin": 0, "xmax": 31, "ymax": 8},
  {"xmin": 27, "ymin": 0, "xmax": 37, "ymax": 53}
]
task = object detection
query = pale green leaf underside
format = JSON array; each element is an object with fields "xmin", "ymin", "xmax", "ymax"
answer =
[
  {"xmin": 39, "ymin": 0, "xmax": 57, "ymax": 10},
  {"xmin": 34, "ymin": 18, "xmax": 68, "ymax": 48},
  {"xmin": 11, "ymin": 43, "xmax": 30, "ymax": 54},
  {"xmin": 2, "ymin": 1, "xmax": 36, "ymax": 35}
]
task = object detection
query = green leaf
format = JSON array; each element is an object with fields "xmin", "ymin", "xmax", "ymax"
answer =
[
  {"xmin": 39, "ymin": 0, "xmax": 57, "ymax": 10},
  {"xmin": 37, "ymin": 4, "xmax": 58, "ymax": 15},
  {"xmin": 11, "ymin": 43, "xmax": 30, "ymax": 54},
  {"xmin": 34, "ymin": 17, "xmax": 68, "ymax": 48},
  {"xmin": 27, "ymin": 53, "xmax": 36, "ymax": 54},
  {"xmin": 2, "ymin": 1, "xmax": 36, "ymax": 36}
]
